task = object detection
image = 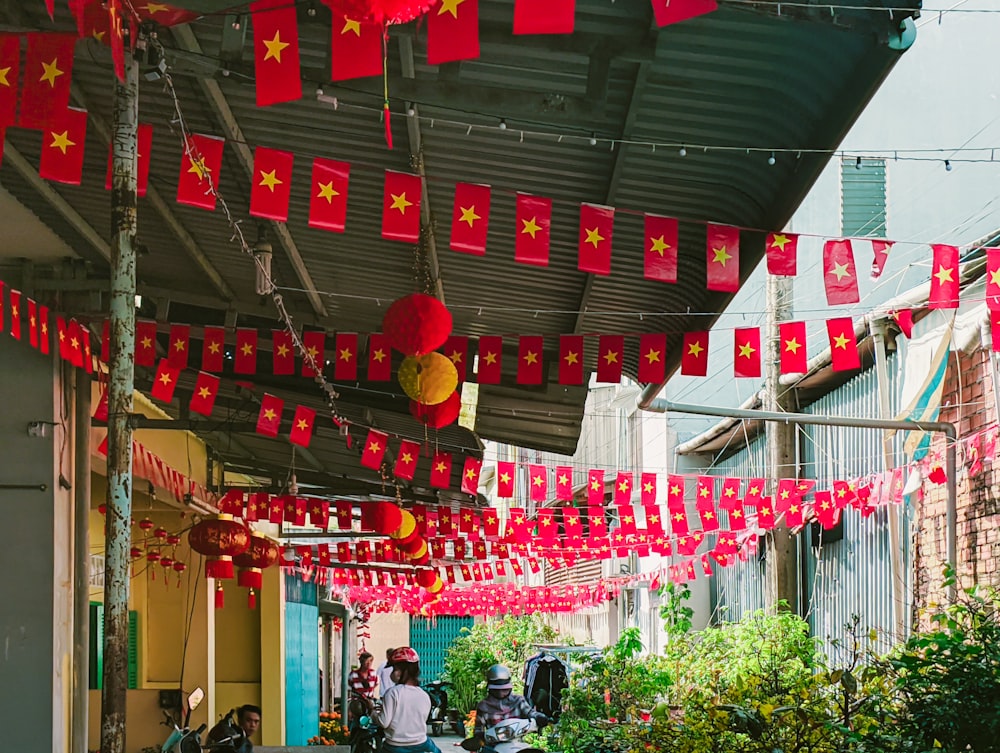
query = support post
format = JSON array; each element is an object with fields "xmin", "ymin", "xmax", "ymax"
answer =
[
  {"xmin": 340, "ymin": 618, "xmax": 351, "ymax": 723},
  {"xmin": 100, "ymin": 44, "xmax": 139, "ymax": 753},
  {"xmin": 764, "ymin": 273, "xmax": 799, "ymax": 614},
  {"xmin": 73, "ymin": 369, "xmax": 92, "ymax": 753}
]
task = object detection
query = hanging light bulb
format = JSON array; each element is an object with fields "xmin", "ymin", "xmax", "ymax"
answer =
[{"xmin": 768, "ymin": 151, "xmax": 776, "ymax": 166}]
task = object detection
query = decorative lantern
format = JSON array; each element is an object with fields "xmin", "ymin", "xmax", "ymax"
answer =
[
  {"xmin": 427, "ymin": 576, "xmax": 444, "ymax": 594},
  {"xmin": 398, "ymin": 353, "xmax": 458, "ymax": 406},
  {"xmin": 382, "ymin": 293, "xmax": 452, "ymax": 356},
  {"xmin": 172, "ymin": 560, "xmax": 187, "ymax": 587},
  {"xmin": 321, "ymin": 0, "xmax": 439, "ymax": 24},
  {"xmin": 233, "ymin": 533, "xmax": 280, "ymax": 609},
  {"xmin": 187, "ymin": 515, "xmax": 251, "ymax": 581},
  {"xmin": 153, "ymin": 527, "xmax": 169, "ymax": 541},
  {"xmin": 372, "ymin": 502, "xmax": 404, "ymax": 536},
  {"xmin": 415, "ymin": 568, "xmax": 437, "ymax": 589},
  {"xmin": 138, "ymin": 517, "xmax": 155, "ymax": 535},
  {"xmin": 410, "ymin": 390, "xmax": 461, "ymax": 428},
  {"xmin": 390, "ymin": 510, "xmax": 417, "ymax": 541}
]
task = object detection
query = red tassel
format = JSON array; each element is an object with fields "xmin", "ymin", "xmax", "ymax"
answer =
[
  {"xmin": 248, "ymin": 588, "xmax": 257, "ymax": 610},
  {"xmin": 383, "ymin": 103, "xmax": 393, "ymax": 150},
  {"xmin": 215, "ymin": 583, "xmax": 224, "ymax": 609}
]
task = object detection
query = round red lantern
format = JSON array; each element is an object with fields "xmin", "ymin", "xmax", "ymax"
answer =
[
  {"xmin": 138, "ymin": 517, "xmax": 155, "ymax": 533},
  {"xmin": 382, "ymin": 293, "xmax": 452, "ymax": 356},
  {"xmin": 426, "ymin": 576, "xmax": 444, "ymax": 594},
  {"xmin": 390, "ymin": 510, "xmax": 417, "ymax": 541},
  {"xmin": 372, "ymin": 502, "xmax": 404, "ymax": 536},
  {"xmin": 410, "ymin": 390, "xmax": 461, "ymax": 428},
  {"xmin": 233, "ymin": 532, "xmax": 280, "ymax": 602},
  {"xmin": 188, "ymin": 516, "xmax": 250, "ymax": 580},
  {"xmin": 415, "ymin": 568, "xmax": 437, "ymax": 589},
  {"xmin": 322, "ymin": 0, "xmax": 439, "ymax": 27},
  {"xmin": 399, "ymin": 535, "xmax": 425, "ymax": 555}
]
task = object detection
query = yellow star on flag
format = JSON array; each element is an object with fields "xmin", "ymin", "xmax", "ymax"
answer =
[
  {"xmin": 532, "ymin": 475, "xmax": 544, "ymax": 487},
  {"xmin": 833, "ymin": 333, "xmax": 850, "ymax": 350},
  {"xmin": 643, "ymin": 481, "xmax": 654, "ymax": 493},
  {"xmin": 484, "ymin": 351, "xmax": 497, "ymax": 365},
  {"xmin": 40, "ymin": 58, "xmax": 64, "ymax": 87},
  {"xmin": 649, "ymin": 235, "xmax": 670, "ymax": 256},
  {"xmin": 934, "ymin": 266, "xmax": 954, "ymax": 285},
  {"xmin": 259, "ymin": 169, "xmax": 283, "ymax": 192},
  {"xmin": 465, "ymin": 468, "xmax": 476, "ymax": 480},
  {"xmin": 144, "ymin": 2, "xmax": 170, "ymax": 12},
  {"xmin": 618, "ymin": 480, "xmax": 629, "ymax": 493},
  {"xmin": 262, "ymin": 30, "xmax": 290, "ymax": 63},
  {"xmin": 435, "ymin": 461, "xmax": 447, "ymax": 473},
  {"xmin": 712, "ymin": 245, "xmax": 732, "ymax": 266},
  {"xmin": 173, "ymin": 339, "xmax": 186, "ymax": 351},
  {"xmin": 240, "ymin": 343, "xmax": 254, "ymax": 356},
  {"xmin": 459, "ymin": 205, "xmax": 480, "ymax": 227},
  {"xmin": 784, "ymin": 337, "xmax": 802, "ymax": 354},
  {"xmin": 276, "ymin": 343, "xmax": 290, "ymax": 358},
  {"xmin": 584, "ymin": 227, "xmax": 604, "ymax": 248},
  {"xmin": 449, "ymin": 350, "xmax": 463, "ymax": 364},
  {"xmin": 390, "ymin": 192, "xmax": 413, "ymax": 214},
  {"xmin": 197, "ymin": 386, "xmax": 211, "ymax": 399},
  {"xmin": 49, "ymin": 131, "xmax": 75, "ymax": 155},
  {"xmin": 141, "ymin": 336, "xmax": 152, "ymax": 350},
  {"xmin": 523, "ymin": 351, "xmax": 538, "ymax": 365},
  {"xmin": 644, "ymin": 349, "xmax": 661, "ymax": 364},
  {"xmin": 208, "ymin": 341, "xmax": 221, "ymax": 354},
  {"xmin": 188, "ymin": 157, "xmax": 210, "ymax": 181},
  {"xmin": 306, "ymin": 346, "xmax": 319, "ymax": 360},
  {"xmin": 769, "ymin": 234, "xmax": 791, "ymax": 251},
  {"xmin": 296, "ymin": 418, "xmax": 309, "ymax": 431},
  {"xmin": 603, "ymin": 350, "xmax": 618, "ymax": 365},
  {"xmin": 521, "ymin": 217, "xmax": 542, "ymax": 238},
  {"xmin": 317, "ymin": 181, "xmax": 340, "ymax": 202},
  {"xmin": 0, "ymin": 66, "xmax": 11, "ymax": 87},
  {"xmin": 158, "ymin": 371, "xmax": 172, "ymax": 386},
  {"xmin": 372, "ymin": 348, "xmax": 386, "ymax": 363},
  {"xmin": 669, "ymin": 485, "xmax": 681, "ymax": 496},
  {"xmin": 263, "ymin": 408, "xmax": 276, "ymax": 421},
  {"xmin": 341, "ymin": 17, "xmax": 362, "ymax": 36},
  {"xmin": 990, "ymin": 269, "xmax": 1000, "ymax": 287},
  {"xmin": 438, "ymin": 0, "xmax": 466, "ymax": 17},
  {"xmin": 499, "ymin": 472, "xmax": 511, "ymax": 484},
  {"xmin": 590, "ymin": 479, "xmax": 601, "ymax": 491},
  {"xmin": 738, "ymin": 341, "xmax": 756, "ymax": 358},
  {"xmin": 339, "ymin": 348, "xmax": 353, "ymax": 361},
  {"xmin": 558, "ymin": 473, "xmax": 569, "ymax": 486},
  {"xmin": 368, "ymin": 441, "xmax": 381, "ymax": 454},
  {"xmin": 829, "ymin": 261, "xmax": 851, "ymax": 280},
  {"xmin": 687, "ymin": 340, "xmax": 705, "ymax": 357},
  {"xmin": 400, "ymin": 452, "xmax": 413, "ymax": 464},
  {"xmin": 564, "ymin": 350, "xmax": 579, "ymax": 365}
]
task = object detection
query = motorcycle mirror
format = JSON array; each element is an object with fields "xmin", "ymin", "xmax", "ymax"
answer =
[
  {"xmin": 359, "ymin": 716, "xmax": 371, "ymax": 727},
  {"xmin": 186, "ymin": 687, "xmax": 205, "ymax": 712}
]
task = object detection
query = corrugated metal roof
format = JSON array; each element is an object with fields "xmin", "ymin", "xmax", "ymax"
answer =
[{"xmin": 0, "ymin": 0, "xmax": 919, "ymax": 469}]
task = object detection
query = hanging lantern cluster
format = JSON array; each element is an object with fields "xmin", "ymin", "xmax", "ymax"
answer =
[
  {"xmin": 372, "ymin": 502, "xmax": 432, "ymax": 569},
  {"xmin": 233, "ymin": 533, "xmax": 281, "ymax": 609},
  {"xmin": 100, "ymin": 506, "xmax": 191, "ymax": 585},
  {"xmin": 188, "ymin": 515, "xmax": 251, "ymax": 608}
]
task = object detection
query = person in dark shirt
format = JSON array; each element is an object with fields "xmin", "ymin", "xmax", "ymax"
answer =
[
  {"xmin": 206, "ymin": 704, "xmax": 260, "ymax": 752},
  {"xmin": 473, "ymin": 665, "xmax": 548, "ymax": 740}
]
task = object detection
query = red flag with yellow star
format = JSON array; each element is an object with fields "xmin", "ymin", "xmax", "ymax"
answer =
[
  {"xmin": 450, "ymin": 182, "xmax": 490, "ymax": 255},
  {"xmin": 394, "ymin": 439, "xmax": 419, "ymax": 480},
  {"xmin": 461, "ymin": 456, "xmax": 482, "ymax": 495},
  {"xmin": 177, "ymin": 133, "xmax": 224, "ymax": 210},
  {"xmin": 289, "ymin": 405, "xmax": 316, "ymax": 448},
  {"xmin": 823, "ymin": 239, "xmax": 859, "ymax": 305},
  {"xmin": 150, "ymin": 360, "xmax": 181, "ymax": 403},
  {"xmin": 443, "ymin": 335, "xmax": 468, "ymax": 382},
  {"xmin": 743, "ymin": 478, "xmax": 765, "ymax": 507},
  {"xmin": 517, "ymin": 335, "xmax": 544, "ymax": 385},
  {"xmin": 766, "ymin": 231, "xmax": 797, "ymax": 276},
  {"xmin": 558, "ymin": 335, "xmax": 584, "ymax": 385},
  {"xmin": 235, "ymin": 328, "xmax": 258, "ymax": 374},
  {"xmin": 430, "ymin": 451, "xmax": 453, "ymax": 489},
  {"xmin": 515, "ymin": 194, "xmax": 551, "ymax": 266},
  {"xmin": 250, "ymin": 146, "xmax": 294, "ymax": 221},
  {"xmin": 497, "ymin": 461, "xmax": 515, "ymax": 498},
  {"xmin": 680, "ymin": 331, "xmax": 708, "ymax": 376},
  {"xmin": 382, "ymin": 170, "xmax": 422, "ymax": 242},
  {"xmin": 827, "ymin": 317, "xmax": 860, "ymax": 371},
  {"xmin": 513, "ymin": 0, "xmax": 575, "ymax": 33},
  {"xmin": 814, "ymin": 490, "xmax": 837, "ymax": 529},
  {"xmin": 38, "ymin": 305, "xmax": 50, "ymax": 355},
  {"xmin": 733, "ymin": 327, "xmax": 760, "ymax": 378},
  {"xmin": 929, "ymin": 244, "xmax": 960, "ymax": 309},
  {"xmin": 39, "ymin": 107, "xmax": 88, "ymax": 185},
  {"xmin": 367, "ymin": 333, "xmax": 392, "ymax": 381},
  {"xmin": 477, "ymin": 336, "xmax": 503, "ymax": 384},
  {"xmin": 640, "ymin": 473, "xmax": 657, "ymax": 505},
  {"xmin": 27, "ymin": 299, "xmax": 38, "ymax": 349},
  {"xmin": 719, "ymin": 476, "xmax": 741, "ymax": 510},
  {"xmin": 0, "ymin": 34, "xmax": 20, "ymax": 126},
  {"xmin": 360, "ymin": 429, "xmax": 388, "ymax": 469},
  {"xmin": 528, "ymin": 464, "xmax": 548, "ymax": 501},
  {"xmin": 596, "ymin": 335, "xmax": 623, "ymax": 383},
  {"xmin": 986, "ymin": 248, "xmax": 1000, "ymax": 311},
  {"xmin": 302, "ymin": 329, "xmax": 326, "ymax": 378},
  {"xmin": 256, "ymin": 393, "xmax": 284, "ymax": 437},
  {"xmin": 667, "ymin": 475, "xmax": 688, "ymax": 535},
  {"xmin": 536, "ymin": 509, "xmax": 556, "ymax": 545},
  {"xmin": 167, "ymin": 323, "xmax": 190, "ymax": 369},
  {"xmin": 135, "ymin": 320, "xmax": 157, "ymax": 366},
  {"xmin": 272, "ymin": 329, "xmax": 295, "ymax": 375},
  {"xmin": 651, "ymin": 0, "xmax": 717, "ymax": 26},
  {"xmin": 330, "ymin": 11, "xmax": 383, "ymax": 81},
  {"xmin": 20, "ymin": 33, "xmax": 75, "ymax": 129},
  {"xmin": 871, "ymin": 239, "xmax": 894, "ymax": 280},
  {"xmin": 309, "ymin": 158, "xmax": 350, "ymax": 232},
  {"xmin": 644, "ymin": 214, "xmax": 678, "ymax": 283},
  {"xmin": 587, "ymin": 469, "xmax": 604, "ymax": 504},
  {"xmin": 427, "ymin": 0, "xmax": 480, "ymax": 65},
  {"xmin": 706, "ymin": 224, "xmax": 740, "ymax": 292},
  {"xmin": 252, "ymin": 0, "xmax": 302, "ymax": 107},
  {"xmin": 132, "ymin": 2, "xmax": 200, "ymax": 26},
  {"xmin": 334, "ymin": 333, "xmax": 358, "ymax": 380},
  {"xmin": 202, "ymin": 326, "xmax": 225, "ymax": 372},
  {"xmin": 189, "ymin": 371, "xmax": 220, "ymax": 416},
  {"xmin": 578, "ymin": 203, "xmax": 614, "ymax": 275},
  {"xmin": 779, "ymin": 321, "xmax": 808, "ymax": 374},
  {"xmin": 613, "ymin": 472, "xmax": 632, "ymax": 505},
  {"xmin": 638, "ymin": 333, "xmax": 666, "ymax": 383},
  {"xmin": 555, "ymin": 465, "xmax": 573, "ymax": 501}
]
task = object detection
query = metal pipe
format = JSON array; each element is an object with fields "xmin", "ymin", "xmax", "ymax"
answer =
[
  {"xmin": 100, "ymin": 46, "xmax": 139, "ymax": 753},
  {"xmin": 642, "ymin": 398, "xmax": 958, "ymax": 602},
  {"xmin": 340, "ymin": 616, "xmax": 350, "ymax": 724},
  {"xmin": 73, "ymin": 369, "xmax": 92, "ymax": 753}
]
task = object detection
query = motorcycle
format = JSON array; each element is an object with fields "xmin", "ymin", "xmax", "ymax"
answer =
[
  {"xmin": 161, "ymin": 690, "xmax": 250, "ymax": 753},
  {"xmin": 422, "ymin": 680, "xmax": 451, "ymax": 736},
  {"xmin": 349, "ymin": 714, "xmax": 383, "ymax": 753},
  {"xmin": 460, "ymin": 718, "xmax": 543, "ymax": 753}
]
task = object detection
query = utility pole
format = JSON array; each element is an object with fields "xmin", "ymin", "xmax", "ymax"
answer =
[
  {"xmin": 764, "ymin": 272, "xmax": 799, "ymax": 613},
  {"xmin": 100, "ymin": 37, "xmax": 139, "ymax": 753}
]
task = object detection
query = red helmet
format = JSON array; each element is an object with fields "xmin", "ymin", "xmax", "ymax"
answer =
[{"xmin": 391, "ymin": 646, "xmax": 420, "ymax": 665}]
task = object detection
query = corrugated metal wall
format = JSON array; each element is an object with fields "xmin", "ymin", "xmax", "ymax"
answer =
[{"xmin": 410, "ymin": 616, "xmax": 474, "ymax": 683}]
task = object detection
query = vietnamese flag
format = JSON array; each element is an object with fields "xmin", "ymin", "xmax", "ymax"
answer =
[
  {"xmin": 483, "ymin": 508, "xmax": 500, "ymax": 539},
  {"xmin": 744, "ymin": 478, "xmax": 765, "ymax": 507},
  {"xmin": 302, "ymin": 329, "xmax": 326, "ymax": 377},
  {"xmin": 497, "ymin": 461, "xmax": 515, "ymax": 498},
  {"xmin": 250, "ymin": 146, "xmax": 294, "ymax": 222},
  {"xmin": 513, "ymin": 0, "xmax": 575, "ymax": 33},
  {"xmin": 681, "ymin": 331, "xmax": 709, "ymax": 376},
  {"xmin": 189, "ymin": 371, "xmax": 220, "ymax": 416},
  {"xmin": 382, "ymin": 171, "xmax": 422, "ymax": 242},
  {"xmin": 891, "ymin": 309, "xmax": 914, "ymax": 339},
  {"xmin": 614, "ymin": 472, "xmax": 632, "ymax": 505},
  {"xmin": 309, "ymin": 158, "xmax": 350, "ymax": 232},
  {"xmin": 166, "ymin": 324, "xmax": 190, "ymax": 369},
  {"xmin": 27, "ymin": 299, "xmax": 38, "ymax": 349},
  {"xmin": 596, "ymin": 335, "xmax": 624, "ymax": 383},
  {"xmin": 871, "ymin": 239, "xmax": 894, "ymax": 280},
  {"xmin": 779, "ymin": 321, "xmax": 808, "ymax": 374},
  {"xmin": 256, "ymin": 393, "xmax": 284, "ymax": 437},
  {"xmin": 461, "ymin": 457, "xmax": 482, "ymax": 495},
  {"xmin": 334, "ymin": 333, "xmax": 358, "ymax": 380},
  {"xmin": 638, "ymin": 333, "xmax": 666, "ymax": 384},
  {"xmin": 587, "ymin": 469, "xmax": 604, "ymax": 504},
  {"xmin": 578, "ymin": 203, "xmax": 614, "ymax": 275},
  {"xmin": 644, "ymin": 214, "xmax": 678, "ymax": 283},
  {"xmin": 929, "ymin": 244, "xmax": 960, "ymax": 309},
  {"xmin": 427, "ymin": 0, "xmax": 480, "ymax": 65},
  {"xmin": 330, "ymin": 11, "xmax": 383, "ymax": 81},
  {"xmin": 443, "ymin": 335, "xmax": 469, "ymax": 382},
  {"xmin": 105, "ymin": 123, "xmax": 153, "ymax": 197},
  {"xmin": 766, "ymin": 232, "xmax": 797, "ymax": 276},
  {"xmin": 150, "ymin": 360, "xmax": 181, "ymax": 403},
  {"xmin": 986, "ymin": 248, "xmax": 1000, "ymax": 311},
  {"xmin": 289, "ymin": 405, "xmax": 317, "ymax": 447},
  {"xmin": 515, "ymin": 194, "xmax": 551, "ymax": 266},
  {"xmin": 273, "ymin": 329, "xmax": 295, "ymax": 375},
  {"xmin": 450, "ymin": 182, "xmax": 490, "ymax": 255},
  {"xmin": 720, "ymin": 477, "xmax": 741, "ymax": 510},
  {"xmin": 235, "ymin": 328, "xmax": 258, "ymax": 374},
  {"xmin": 20, "ymin": 33, "xmax": 75, "ymax": 130},
  {"xmin": 536, "ymin": 509, "xmax": 556, "ymax": 545},
  {"xmin": 39, "ymin": 107, "xmax": 88, "ymax": 185},
  {"xmin": 639, "ymin": 473, "xmax": 657, "ymax": 505},
  {"xmin": 477, "ymin": 335, "xmax": 503, "ymax": 384},
  {"xmin": 177, "ymin": 133, "xmax": 225, "ymax": 210},
  {"xmin": 814, "ymin": 490, "xmax": 837, "ymax": 529},
  {"xmin": 252, "ymin": 0, "xmax": 302, "ymax": 107},
  {"xmin": 706, "ymin": 224, "xmax": 740, "ymax": 292},
  {"xmin": 558, "ymin": 335, "xmax": 584, "ymax": 385},
  {"xmin": 823, "ymin": 239, "xmax": 860, "ymax": 305},
  {"xmin": 367, "ymin": 333, "xmax": 392, "ymax": 381},
  {"xmin": 528, "ymin": 464, "xmax": 548, "ymax": 501},
  {"xmin": 555, "ymin": 465, "xmax": 573, "ymax": 500},
  {"xmin": 562, "ymin": 507, "xmax": 583, "ymax": 542},
  {"xmin": 431, "ymin": 451, "xmax": 453, "ymax": 489},
  {"xmin": 202, "ymin": 326, "xmax": 225, "ymax": 372},
  {"xmin": 39, "ymin": 305, "xmax": 50, "ymax": 355},
  {"xmin": 734, "ymin": 327, "xmax": 761, "ymax": 378},
  {"xmin": 517, "ymin": 336, "xmax": 544, "ymax": 385},
  {"xmin": 132, "ymin": 2, "xmax": 200, "ymax": 26},
  {"xmin": 360, "ymin": 429, "xmax": 388, "ymax": 469},
  {"xmin": 66, "ymin": 319, "xmax": 82, "ymax": 366},
  {"xmin": 394, "ymin": 439, "xmax": 420, "ymax": 480},
  {"xmin": 135, "ymin": 320, "xmax": 157, "ymax": 366},
  {"xmin": 0, "ymin": 34, "xmax": 20, "ymax": 126},
  {"xmin": 827, "ymin": 318, "xmax": 860, "ymax": 371},
  {"xmin": 651, "ymin": 0, "xmax": 718, "ymax": 26}
]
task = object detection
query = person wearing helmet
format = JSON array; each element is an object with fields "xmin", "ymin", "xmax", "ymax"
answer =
[
  {"xmin": 473, "ymin": 665, "xmax": 549, "ymax": 743},
  {"xmin": 372, "ymin": 647, "xmax": 441, "ymax": 753}
]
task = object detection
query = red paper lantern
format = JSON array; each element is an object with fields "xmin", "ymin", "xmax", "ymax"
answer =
[
  {"xmin": 321, "ymin": 0, "xmax": 438, "ymax": 24},
  {"xmin": 410, "ymin": 390, "xmax": 461, "ymax": 428},
  {"xmin": 391, "ymin": 510, "xmax": 417, "ymax": 541},
  {"xmin": 372, "ymin": 502, "xmax": 404, "ymax": 535},
  {"xmin": 233, "ymin": 533, "xmax": 280, "ymax": 609},
  {"xmin": 382, "ymin": 293, "xmax": 452, "ymax": 356},
  {"xmin": 188, "ymin": 516, "xmax": 251, "ymax": 580},
  {"xmin": 399, "ymin": 535, "xmax": 425, "ymax": 555},
  {"xmin": 415, "ymin": 568, "xmax": 437, "ymax": 588},
  {"xmin": 138, "ymin": 517, "xmax": 155, "ymax": 533}
]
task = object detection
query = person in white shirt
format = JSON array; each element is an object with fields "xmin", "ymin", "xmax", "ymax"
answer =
[
  {"xmin": 376, "ymin": 647, "xmax": 396, "ymax": 698},
  {"xmin": 373, "ymin": 647, "xmax": 440, "ymax": 753}
]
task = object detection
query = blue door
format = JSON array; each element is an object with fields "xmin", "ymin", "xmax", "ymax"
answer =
[
  {"xmin": 410, "ymin": 616, "xmax": 473, "ymax": 683},
  {"xmin": 284, "ymin": 574, "xmax": 320, "ymax": 745}
]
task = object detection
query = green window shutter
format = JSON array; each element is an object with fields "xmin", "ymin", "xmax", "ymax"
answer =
[
  {"xmin": 127, "ymin": 611, "xmax": 139, "ymax": 690},
  {"xmin": 841, "ymin": 157, "xmax": 887, "ymax": 237},
  {"xmin": 89, "ymin": 602, "xmax": 104, "ymax": 690}
]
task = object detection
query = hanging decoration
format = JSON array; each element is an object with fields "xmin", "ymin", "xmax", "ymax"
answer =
[
  {"xmin": 188, "ymin": 515, "xmax": 251, "ymax": 608},
  {"xmin": 410, "ymin": 390, "xmax": 462, "ymax": 428},
  {"xmin": 322, "ymin": 0, "xmax": 438, "ymax": 24},
  {"xmin": 233, "ymin": 532, "xmax": 280, "ymax": 609},
  {"xmin": 382, "ymin": 293, "xmax": 453, "ymax": 356},
  {"xmin": 398, "ymin": 352, "xmax": 459, "ymax": 406}
]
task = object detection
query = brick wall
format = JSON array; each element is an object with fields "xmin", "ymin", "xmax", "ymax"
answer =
[{"xmin": 914, "ymin": 344, "xmax": 1000, "ymax": 614}]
